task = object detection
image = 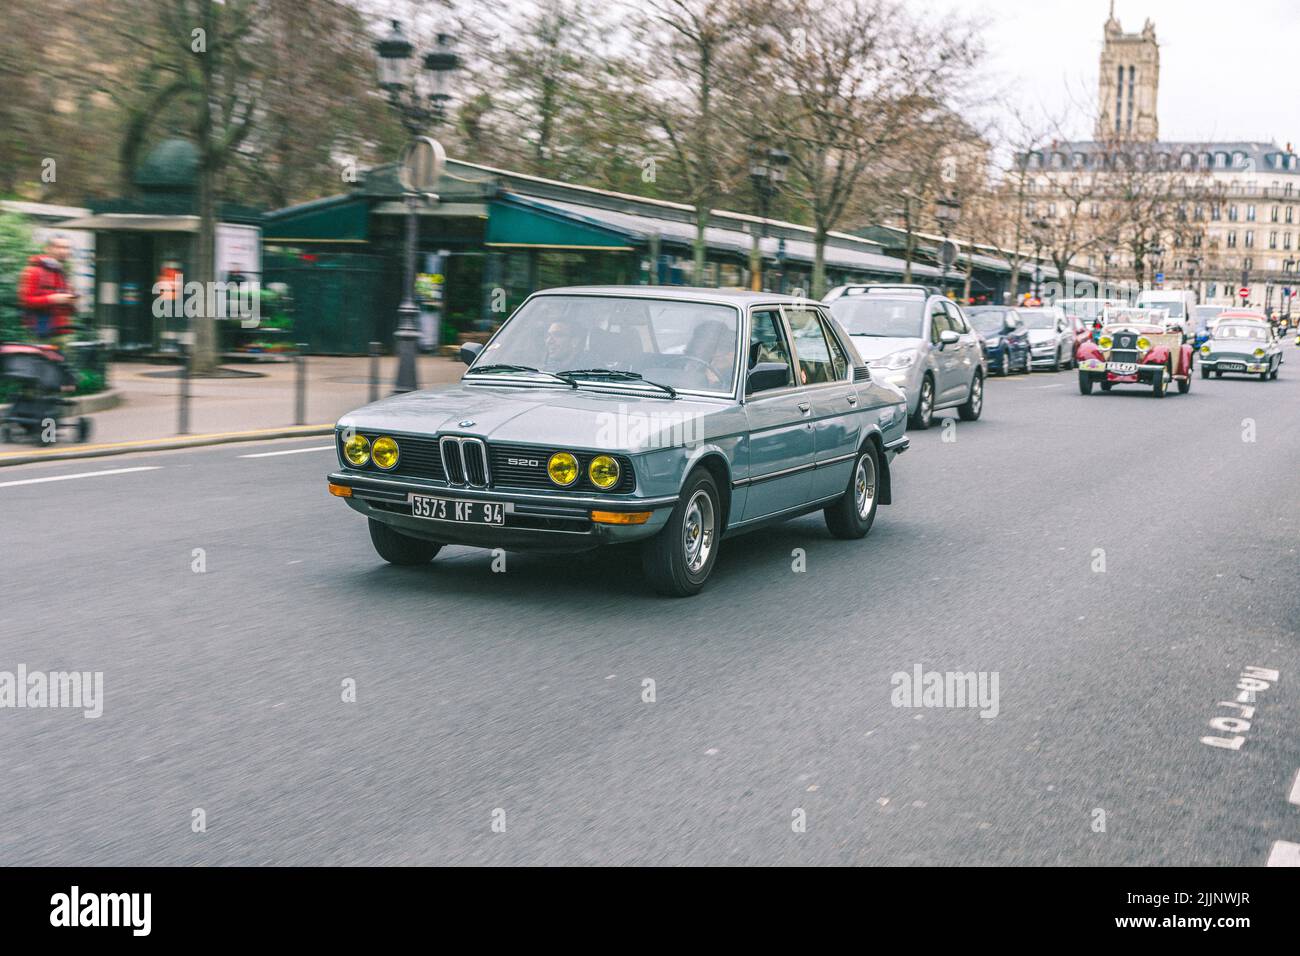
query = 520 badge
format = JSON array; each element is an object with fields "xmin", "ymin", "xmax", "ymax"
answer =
[{"xmin": 410, "ymin": 494, "xmax": 507, "ymax": 525}]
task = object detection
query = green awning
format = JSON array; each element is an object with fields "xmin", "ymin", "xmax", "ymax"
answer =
[
  {"xmin": 485, "ymin": 198, "xmax": 636, "ymax": 250},
  {"xmin": 264, "ymin": 195, "xmax": 369, "ymax": 242}
]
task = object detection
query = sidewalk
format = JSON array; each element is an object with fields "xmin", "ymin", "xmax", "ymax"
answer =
[{"xmin": 0, "ymin": 355, "xmax": 466, "ymax": 460}]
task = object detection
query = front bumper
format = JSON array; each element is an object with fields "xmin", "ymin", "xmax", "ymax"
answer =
[
  {"xmin": 1077, "ymin": 358, "xmax": 1165, "ymax": 384},
  {"xmin": 1201, "ymin": 358, "xmax": 1270, "ymax": 374},
  {"xmin": 328, "ymin": 470, "xmax": 676, "ymax": 553}
]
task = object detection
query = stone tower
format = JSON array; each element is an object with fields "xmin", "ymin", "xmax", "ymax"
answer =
[{"xmin": 1096, "ymin": 3, "xmax": 1160, "ymax": 142}]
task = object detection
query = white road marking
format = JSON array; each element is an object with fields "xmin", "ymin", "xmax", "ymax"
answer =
[
  {"xmin": 1266, "ymin": 841, "xmax": 1300, "ymax": 867},
  {"xmin": 1288, "ymin": 768, "xmax": 1300, "ymax": 806},
  {"xmin": 1034, "ymin": 383, "xmax": 1065, "ymax": 389},
  {"xmin": 239, "ymin": 445, "xmax": 334, "ymax": 459},
  {"xmin": 0, "ymin": 466, "xmax": 161, "ymax": 488}
]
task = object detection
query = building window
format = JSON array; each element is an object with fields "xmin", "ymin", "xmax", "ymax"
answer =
[
  {"xmin": 1228, "ymin": 205, "xmax": 1239, "ymax": 222},
  {"xmin": 1247, "ymin": 205, "xmax": 1257, "ymax": 221},
  {"xmin": 1227, "ymin": 232, "xmax": 1238, "ymax": 248},
  {"xmin": 1288, "ymin": 206, "xmax": 1295, "ymax": 223},
  {"xmin": 1269, "ymin": 231, "xmax": 1278, "ymax": 249},
  {"xmin": 1211, "ymin": 205, "xmax": 1221, "ymax": 221},
  {"xmin": 1286, "ymin": 233, "xmax": 1294, "ymax": 250},
  {"xmin": 1245, "ymin": 231, "xmax": 1254, "ymax": 248},
  {"xmin": 1272, "ymin": 205, "xmax": 1280, "ymax": 222}
]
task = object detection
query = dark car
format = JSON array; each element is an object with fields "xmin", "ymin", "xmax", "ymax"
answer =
[{"xmin": 966, "ymin": 306, "xmax": 1031, "ymax": 376}]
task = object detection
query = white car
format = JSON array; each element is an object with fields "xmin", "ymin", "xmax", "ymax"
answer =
[{"xmin": 1014, "ymin": 306, "xmax": 1075, "ymax": 371}]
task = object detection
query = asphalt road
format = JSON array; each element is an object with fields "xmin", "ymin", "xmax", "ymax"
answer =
[{"xmin": 1, "ymin": 359, "xmax": 1298, "ymax": 866}]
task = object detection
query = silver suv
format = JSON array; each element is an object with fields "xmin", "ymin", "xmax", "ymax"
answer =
[{"xmin": 824, "ymin": 285, "xmax": 987, "ymax": 429}]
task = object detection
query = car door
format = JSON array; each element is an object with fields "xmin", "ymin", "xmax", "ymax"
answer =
[
  {"xmin": 785, "ymin": 305, "xmax": 860, "ymax": 501},
  {"xmin": 941, "ymin": 300, "xmax": 979, "ymax": 402},
  {"xmin": 926, "ymin": 298, "xmax": 959, "ymax": 403},
  {"xmin": 740, "ymin": 308, "xmax": 814, "ymax": 520}
]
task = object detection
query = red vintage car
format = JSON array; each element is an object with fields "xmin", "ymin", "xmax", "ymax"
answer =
[{"xmin": 1075, "ymin": 311, "xmax": 1194, "ymax": 397}]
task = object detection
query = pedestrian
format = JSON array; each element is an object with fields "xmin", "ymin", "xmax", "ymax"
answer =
[{"xmin": 18, "ymin": 236, "xmax": 78, "ymax": 348}]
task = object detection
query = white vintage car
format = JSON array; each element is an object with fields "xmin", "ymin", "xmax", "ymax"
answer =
[{"xmin": 1198, "ymin": 312, "xmax": 1283, "ymax": 380}]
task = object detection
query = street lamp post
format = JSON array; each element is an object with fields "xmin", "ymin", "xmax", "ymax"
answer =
[
  {"xmin": 934, "ymin": 194, "xmax": 962, "ymax": 296},
  {"xmin": 747, "ymin": 143, "xmax": 790, "ymax": 292},
  {"xmin": 1285, "ymin": 259, "xmax": 1296, "ymax": 325},
  {"xmin": 374, "ymin": 20, "xmax": 460, "ymax": 393},
  {"xmin": 1029, "ymin": 217, "xmax": 1048, "ymax": 301},
  {"xmin": 1185, "ymin": 255, "xmax": 1201, "ymax": 302},
  {"xmin": 1102, "ymin": 250, "xmax": 1114, "ymax": 299},
  {"xmin": 1144, "ymin": 242, "xmax": 1165, "ymax": 291}
]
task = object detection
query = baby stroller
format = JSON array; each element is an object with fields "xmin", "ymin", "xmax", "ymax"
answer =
[{"xmin": 0, "ymin": 342, "xmax": 91, "ymax": 444}]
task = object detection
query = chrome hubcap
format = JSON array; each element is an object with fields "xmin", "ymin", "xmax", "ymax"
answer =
[
  {"xmin": 854, "ymin": 455, "xmax": 876, "ymax": 519},
  {"xmin": 1001, "ymin": 354, "xmax": 1009, "ymax": 375},
  {"xmin": 972, "ymin": 377, "xmax": 982, "ymax": 412},
  {"xmin": 920, "ymin": 382, "xmax": 932, "ymax": 419},
  {"xmin": 682, "ymin": 490, "xmax": 715, "ymax": 574}
]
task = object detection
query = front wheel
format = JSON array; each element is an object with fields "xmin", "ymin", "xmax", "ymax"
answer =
[
  {"xmin": 957, "ymin": 372, "xmax": 983, "ymax": 421},
  {"xmin": 1177, "ymin": 372, "xmax": 1191, "ymax": 394},
  {"xmin": 1200, "ymin": 366, "xmax": 1210, "ymax": 379},
  {"xmin": 642, "ymin": 469, "xmax": 721, "ymax": 597},
  {"xmin": 825, "ymin": 443, "xmax": 881, "ymax": 539},
  {"xmin": 368, "ymin": 518, "xmax": 442, "ymax": 565},
  {"xmin": 1152, "ymin": 366, "xmax": 1169, "ymax": 398},
  {"xmin": 1078, "ymin": 371, "xmax": 1093, "ymax": 395},
  {"xmin": 910, "ymin": 375, "xmax": 935, "ymax": 430},
  {"xmin": 998, "ymin": 352, "xmax": 1010, "ymax": 377}
]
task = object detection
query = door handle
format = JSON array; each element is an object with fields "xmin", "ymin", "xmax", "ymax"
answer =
[
  {"xmin": 846, "ymin": 394, "xmax": 858, "ymax": 406},
  {"xmin": 797, "ymin": 401, "xmax": 811, "ymax": 414}
]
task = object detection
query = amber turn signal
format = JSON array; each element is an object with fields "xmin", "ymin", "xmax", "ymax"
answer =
[
  {"xmin": 328, "ymin": 482, "xmax": 352, "ymax": 498},
  {"xmin": 591, "ymin": 510, "xmax": 652, "ymax": 525}
]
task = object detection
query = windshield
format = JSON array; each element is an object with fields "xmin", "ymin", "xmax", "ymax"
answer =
[
  {"xmin": 1214, "ymin": 324, "xmax": 1266, "ymax": 341},
  {"xmin": 1016, "ymin": 309, "xmax": 1057, "ymax": 330},
  {"xmin": 468, "ymin": 294, "xmax": 740, "ymax": 394},
  {"xmin": 1059, "ymin": 299, "xmax": 1107, "ymax": 321},
  {"xmin": 828, "ymin": 297, "xmax": 924, "ymax": 337},
  {"xmin": 1193, "ymin": 306, "xmax": 1225, "ymax": 323},
  {"xmin": 968, "ymin": 311, "xmax": 1008, "ymax": 334},
  {"xmin": 1137, "ymin": 296, "xmax": 1186, "ymax": 317}
]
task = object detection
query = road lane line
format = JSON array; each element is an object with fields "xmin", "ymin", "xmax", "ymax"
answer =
[
  {"xmin": 1288, "ymin": 768, "xmax": 1300, "ymax": 806},
  {"xmin": 1266, "ymin": 841, "xmax": 1300, "ymax": 866},
  {"xmin": 0, "ymin": 466, "xmax": 162, "ymax": 488},
  {"xmin": 239, "ymin": 445, "xmax": 335, "ymax": 459}
]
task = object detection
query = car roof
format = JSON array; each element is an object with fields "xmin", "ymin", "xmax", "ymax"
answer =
[
  {"xmin": 1216, "ymin": 310, "xmax": 1267, "ymax": 321},
  {"xmin": 530, "ymin": 285, "xmax": 821, "ymax": 308}
]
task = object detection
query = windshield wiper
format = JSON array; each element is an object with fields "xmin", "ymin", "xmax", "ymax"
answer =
[
  {"xmin": 555, "ymin": 368, "xmax": 677, "ymax": 398},
  {"xmin": 467, "ymin": 364, "xmax": 575, "ymax": 386}
]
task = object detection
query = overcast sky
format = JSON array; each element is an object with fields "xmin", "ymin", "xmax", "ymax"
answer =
[{"xmin": 946, "ymin": 0, "xmax": 1300, "ymax": 146}]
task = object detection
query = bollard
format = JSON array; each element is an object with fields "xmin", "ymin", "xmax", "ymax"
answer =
[
  {"xmin": 295, "ymin": 342, "xmax": 308, "ymax": 426},
  {"xmin": 177, "ymin": 344, "xmax": 191, "ymax": 436},
  {"xmin": 369, "ymin": 341, "xmax": 381, "ymax": 404}
]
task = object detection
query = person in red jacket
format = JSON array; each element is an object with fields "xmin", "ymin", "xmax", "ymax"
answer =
[{"xmin": 18, "ymin": 236, "xmax": 78, "ymax": 344}]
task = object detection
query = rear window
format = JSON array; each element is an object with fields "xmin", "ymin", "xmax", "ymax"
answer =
[{"xmin": 828, "ymin": 297, "xmax": 925, "ymax": 338}]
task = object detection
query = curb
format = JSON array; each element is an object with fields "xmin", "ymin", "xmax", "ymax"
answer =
[
  {"xmin": 0, "ymin": 388, "xmax": 123, "ymax": 417},
  {"xmin": 0, "ymin": 424, "xmax": 335, "ymax": 467}
]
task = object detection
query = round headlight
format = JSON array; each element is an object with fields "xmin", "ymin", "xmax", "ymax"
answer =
[
  {"xmin": 1098, "ymin": 335, "xmax": 1113, "ymax": 350},
  {"xmin": 588, "ymin": 455, "xmax": 621, "ymax": 489},
  {"xmin": 547, "ymin": 452, "xmax": 578, "ymax": 487},
  {"xmin": 371, "ymin": 436, "xmax": 399, "ymax": 470},
  {"xmin": 1200, "ymin": 344, "xmax": 1211, "ymax": 354},
  {"xmin": 343, "ymin": 433, "xmax": 370, "ymax": 466},
  {"xmin": 1254, "ymin": 347, "xmax": 1266, "ymax": 357},
  {"xmin": 1136, "ymin": 336, "xmax": 1152, "ymax": 351}
]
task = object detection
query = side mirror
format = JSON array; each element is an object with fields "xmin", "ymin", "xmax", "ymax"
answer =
[
  {"xmin": 746, "ymin": 361, "xmax": 791, "ymax": 394},
  {"xmin": 938, "ymin": 329, "xmax": 960, "ymax": 347},
  {"xmin": 459, "ymin": 341, "xmax": 484, "ymax": 366}
]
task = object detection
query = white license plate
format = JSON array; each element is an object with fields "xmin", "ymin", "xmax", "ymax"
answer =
[
  {"xmin": 1218, "ymin": 362, "xmax": 1245, "ymax": 372},
  {"xmin": 409, "ymin": 494, "xmax": 509, "ymax": 525},
  {"xmin": 1106, "ymin": 362, "xmax": 1139, "ymax": 374}
]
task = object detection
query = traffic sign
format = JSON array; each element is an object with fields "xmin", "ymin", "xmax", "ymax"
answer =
[
  {"xmin": 1239, "ymin": 286, "xmax": 1250, "ymax": 299},
  {"xmin": 399, "ymin": 136, "xmax": 445, "ymax": 194},
  {"xmin": 938, "ymin": 239, "xmax": 958, "ymax": 270}
]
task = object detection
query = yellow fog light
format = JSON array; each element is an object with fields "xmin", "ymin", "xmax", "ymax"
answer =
[
  {"xmin": 547, "ymin": 452, "xmax": 578, "ymax": 487},
  {"xmin": 371, "ymin": 436, "xmax": 399, "ymax": 470},
  {"xmin": 591, "ymin": 510, "xmax": 651, "ymax": 525},
  {"xmin": 343, "ymin": 433, "xmax": 370, "ymax": 466},
  {"xmin": 588, "ymin": 455, "xmax": 621, "ymax": 489},
  {"xmin": 1254, "ymin": 347, "xmax": 1266, "ymax": 357},
  {"xmin": 1200, "ymin": 344, "xmax": 1210, "ymax": 354},
  {"xmin": 1136, "ymin": 336, "xmax": 1152, "ymax": 351},
  {"xmin": 1098, "ymin": 335, "xmax": 1113, "ymax": 350}
]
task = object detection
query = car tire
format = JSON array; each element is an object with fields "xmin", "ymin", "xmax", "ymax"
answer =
[
  {"xmin": 824, "ymin": 442, "xmax": 881, "ymax": 540},
  {"xmin": 642, "ymin": 469, "xmax": 721, "ymax": 597},
  {"xmin": 1100, "ymin": 381, "xmax": 1112, "ymax": 392},
  {"xmin": 1177, "ymin": 371, "xmax": 1191, "ymax": 394},
  {"xmin": 1050, "ymin": 349, "xmax": 1060, "ymax": 372},
  {"xmin": 910, "ymin": 375, "xmax": 935, "ymax": 430},
  {"xmin": 1215, "ymin": 369, "xmax": 1223, "ymax": 378},
  {"xmin": 1078, "ymin": 371, "xmax": 1093, "ymax": 395},
  {"xmin": 957, "ymin": 372, "xmax": 983, "ymax": 421},
  {"xmin": 368, "ymin": 518, "xmax": 442, "ymax": 565},
  {"xmin": 1200, "ymin": 366, "xmax": 1210, "ymax": 379},
  {"xmin": 77, "ymin": 417, "xmax": 92, "ymax": 443},
  {"xmin": 999, "ymin": 352, "xmax": 1010, "ymax": 377},
  {"xmin": 1023, "ymin": 351, "xmax": 1033, "ymax": 373},
  {"xmin": 1152, "ymin": 365, "xmax": 1169, "ymax": 398}
]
